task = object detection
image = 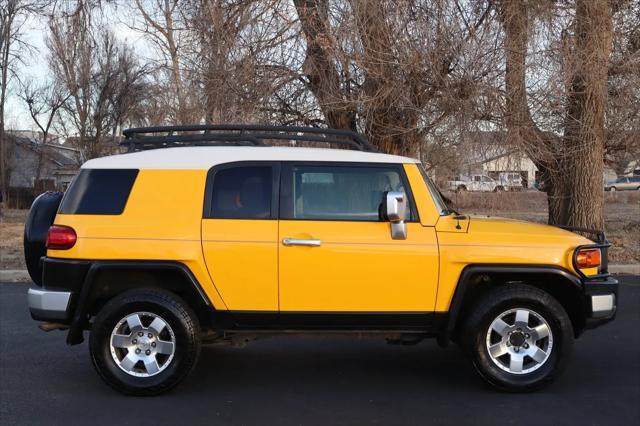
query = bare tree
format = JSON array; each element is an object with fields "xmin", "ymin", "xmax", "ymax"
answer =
[
  {"xmin": 19, "ymin": 80, "xmax": 68, "ymax": 144},
  {"xmin": 129, "ymin": 0, "xmax": 198, "ymax": 124},
  {"xmin": 18, "ymin": 80, "xmax": 69, "ymax": 184},
  {"xmin": 561, "ymin": 0, "xmax": 613, "ymax": 229},
  {"xmin": 3, "ymin": 0, "xmax": 633, "ymax": 232},
  {"xmin": 0, "ymin": 0, "xmax": 50, "ymax": 203},
  {"xmin": 47, "ymin": 2, "xmax": 95, "ymax": 157},
  {"xmin": 292, "ymin": 0, "xmax": 501, "ymax": 157},
  {"xmin": 605, "ymin": 0, "xmax": 640, "ymax": 175},
  {"xmin": 48, "ymin": 2, "xmax": 150, "ymax": 159},
  {"xmin": 293, "ymin": 0, "xmax": 357, "ymax": 131},
  {"xmin": 497, "ymin": 0, "xmax": 615, "ymax": 230}
]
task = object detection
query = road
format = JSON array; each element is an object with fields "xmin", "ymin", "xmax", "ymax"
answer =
[{"xmin": 1, "ymin": 276, "xmax": 639, "ymax": 426}]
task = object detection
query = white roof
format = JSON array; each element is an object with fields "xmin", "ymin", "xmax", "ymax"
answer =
[{"xmin": 81, "ymin": 146, "xmax": 418, "ymax": 170}]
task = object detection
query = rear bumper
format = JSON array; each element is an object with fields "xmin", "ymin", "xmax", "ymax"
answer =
[
  {"xmin": 28, "ymin": 288, "xmax": 73, "ymax": 322},
  {"xmin": 28, "ymin": 257, "xmax": 89, "ymax": 323}
]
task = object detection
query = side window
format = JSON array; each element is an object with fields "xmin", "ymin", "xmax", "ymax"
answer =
[
  {"xmin": 473, "ymin": 176, "xmax": 481, "ymax": 182},
  {"xmin": 59, "ymin": 169, "xmax": 138, "ymax": 215},
  {"xmin": 284, "ymin": 165, "xmax": 412, "ymax": 221},
  {"xmin": 482, "ymin": 176, "xmax": 492, "ymax": 182},
  {"xmin": 208, "ymin": 166, "xmax": 273, "ymax": 219}
]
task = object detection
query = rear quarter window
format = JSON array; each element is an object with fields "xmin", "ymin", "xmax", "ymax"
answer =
[
  {"xmin": 205, "ymin": 165, "xmax": 274, "ymax": 219},
  {"xmin": 59, "ymin": 169, "xmax": 139, "ymax": 215}
]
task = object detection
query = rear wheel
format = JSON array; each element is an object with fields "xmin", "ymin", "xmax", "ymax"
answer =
[
  {"xmin": 610, "ymin": 186, "xmax": 616, "ymax": 192},
  {"xmin": 89, "ymin": 288, "xmax": 201, "ymax": 395},
  {"xmin": 462, "ymin": 284, "xmax": 573, "ymax": 392}
]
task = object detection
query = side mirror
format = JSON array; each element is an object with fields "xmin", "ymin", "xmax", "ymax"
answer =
[{"xmin": 383, "ymin": 191, "xmax": 407, "ymax": 240}]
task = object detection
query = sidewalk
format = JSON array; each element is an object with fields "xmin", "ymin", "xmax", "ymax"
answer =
[{"xmin": 2, "ymin": 265, "xmax": 638, "ymax": 283}]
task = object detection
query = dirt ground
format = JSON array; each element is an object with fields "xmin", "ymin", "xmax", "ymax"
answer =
[
  {"xmin": 1, "ymin": 191, "xmax": 638, "ymax": 271},
  {"xmin": 447, "ymin": 190, "xmax": 639, "ymax": 264},
  {"xmin": 1, "ymin": 208, "xmax": 28, "ymax": 271}
]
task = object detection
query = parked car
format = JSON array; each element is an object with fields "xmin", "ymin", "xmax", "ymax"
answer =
[
  {"xmin": 448, "ymin": 174, "xmax": 505, "ymax": 192},
  {"xmin": 498, "ymin": 172, "xmax": 524, "ymax": 191},
  {"xmin": 605, "ymin": 176, "xmax": 640, "ymax": 191},
  {"xmin": 25, "ymin": 125, "xmax": 617, "ymax": 395}
]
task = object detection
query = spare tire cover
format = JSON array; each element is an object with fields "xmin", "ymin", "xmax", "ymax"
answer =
[{"xmin": 23, "ymin": 191, "xmax": 63, "ymax": 286}]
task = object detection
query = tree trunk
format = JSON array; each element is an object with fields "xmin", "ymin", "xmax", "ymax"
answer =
[
  {"xmin": 560, "ymin": 0, "xmax": 612, "ymax": 231},
  {"xmin": 0, "ymin": 16, "xmax": 11, "ymax": 204},
  {"xmin": 293, "ymin": 0, "xmax": 357, "ymax": 131},
  {"xmin": 498, "ymin": 0, "xmax": 611, "ymax": 230},
  {"xmin": 498, "ymin": 0, "xmax": 565, "ymax": 223},
  {"xmin": 351, "ymin": 0, "xmax": 419, "ymax": 156}
]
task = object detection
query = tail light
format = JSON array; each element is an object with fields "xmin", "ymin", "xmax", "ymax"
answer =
[
  {"xmin": 46, "ymin": 225, "xmax": 77, "ymax": 250},
  {"xmin": 575, "ymin": 248, "xmax": 601, "ymax": 269}
]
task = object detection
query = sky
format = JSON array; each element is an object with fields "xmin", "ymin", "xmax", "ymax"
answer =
[{"xmin": 5, "ymin": 5, "xmax": 150, "ymax": 132}]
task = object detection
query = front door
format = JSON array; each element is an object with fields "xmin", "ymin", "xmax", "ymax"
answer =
[{"xmin": 278, "ymin": 163, "xmax": 439, "ymax": 318}]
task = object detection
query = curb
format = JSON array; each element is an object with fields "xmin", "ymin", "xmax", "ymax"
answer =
[
  {"xmin": 1, "ymin": 265, "xmax": 638, "ymax": 283},
  {"xmin": 608, "ymin": 264, "xmax": 640, "ymax": 275}
]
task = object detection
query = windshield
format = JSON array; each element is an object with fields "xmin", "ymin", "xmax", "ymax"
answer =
[{"xmin": 418, "ymin": 164, "xmax": 449, "ymax": 215}]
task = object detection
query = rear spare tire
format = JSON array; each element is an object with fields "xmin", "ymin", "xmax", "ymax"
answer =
[{"xmin": 23, "ymin": 191, "xmax": 63, "ymax": 285}]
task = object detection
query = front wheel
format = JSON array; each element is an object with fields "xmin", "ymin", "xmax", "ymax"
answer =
[
  {"xmin": 609, "ymin": 186, "xmax": 616, "ymax": 192},
  {"xmin": 89, "ymin": 289, "xmax": 201, "ymax": 395},
  {"xmin": 462, "ymin": 284, "xmax": 574, "ymax": 392}
]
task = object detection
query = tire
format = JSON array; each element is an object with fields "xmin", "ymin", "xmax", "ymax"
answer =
[
  {"xmin": 494, "ymin": 186, "xmax": 505, "ymax": 192},
  {"xmin": 461, "ymin": 284, "xmax": 574, "ymax": 392},
  {"xmin": 23, "ymin": 191, "xmax": 63, "ymax": 285},
  {"xmin": 89, "ymin": 288, "xmax": 201, "ymax": 396},
  {"xmin": 609, "ymin": 186, "xmax": 616, "ymax": 192},
  {"xmin": 457, "ymin": 185, "xmax": 467, "ymax": 192}
]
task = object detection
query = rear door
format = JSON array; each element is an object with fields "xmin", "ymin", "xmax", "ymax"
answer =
[
  {"xmin": 277, "ymin": 162, "xmax": 439, "ymax": 318},
  {"xmin": 201, "ymin": 162, "xmax": 280, "ymax": 311},
  {"xmin": 471, "ymin": 175, "xmax": 482, "ymax": 191},
  {"xmin": 481, "ymin": 175, "xmax": 494, "ymax": 191},
  {"xmin": 621, "ymin": 177, "xmax": 634, "ymax": 190}
]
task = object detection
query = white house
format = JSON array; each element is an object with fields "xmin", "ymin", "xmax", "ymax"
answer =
[{"xmin": 479, "ymin": 151, "xmax": 538, "ymax": 188}]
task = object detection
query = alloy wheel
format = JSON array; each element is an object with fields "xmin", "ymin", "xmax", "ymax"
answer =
[
  {"xmin": 485, "ymin": 308, "xmax": 553, "ymax": 375},
  {"xmin": 109, "ymin": 311, "xmax": 176, "ymax": 377}
]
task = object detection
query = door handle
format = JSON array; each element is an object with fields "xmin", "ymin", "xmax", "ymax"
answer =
[{"xmin": 282, "ymin": 238, "xmax": 322, "ymax": 247}]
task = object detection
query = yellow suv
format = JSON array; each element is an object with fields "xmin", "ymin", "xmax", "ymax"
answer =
[{"xmin": 24, "ymin": 125, "xmax": 618, "ymax": 395}]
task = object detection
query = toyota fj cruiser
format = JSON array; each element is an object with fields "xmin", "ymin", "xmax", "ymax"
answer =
[{"xmin": 25, "ymin": 125, "xmax": 618, "ymax": 395}]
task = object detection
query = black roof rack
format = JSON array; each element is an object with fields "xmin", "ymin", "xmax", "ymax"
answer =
[{"xmin": 121, "ymin": 124, "xmax": 377, "ymax": 153}]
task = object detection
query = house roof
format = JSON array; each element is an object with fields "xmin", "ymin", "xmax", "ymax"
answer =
[
  {"xmin": 11, "ymin": 136, "xmax": 80, "ymax": 168},
  {"xmin": 462, "ymin": 131, "xmax": 537, "ymax": 166}
]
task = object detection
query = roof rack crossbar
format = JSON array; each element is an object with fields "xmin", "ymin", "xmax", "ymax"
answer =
[{"xmin": 121, "ymin": 124, "xmax": 376, "ymax": 152}]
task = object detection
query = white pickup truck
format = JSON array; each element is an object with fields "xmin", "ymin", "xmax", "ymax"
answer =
[{"xmin": 448, "ymin": 174, "xmax": 506, "ymax": 192}]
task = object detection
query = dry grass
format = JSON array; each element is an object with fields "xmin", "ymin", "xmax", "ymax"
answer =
[
  {"xmin": 446, "ymin": 190, "xmax": 640, "ymax": 264},
  {"xmin": 1, "ymin": 191, "xmax": 638, "ymax": 270},
  {"xmin": 0, "ymin": 208, "xmax": 28, "ymax": 271}
]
